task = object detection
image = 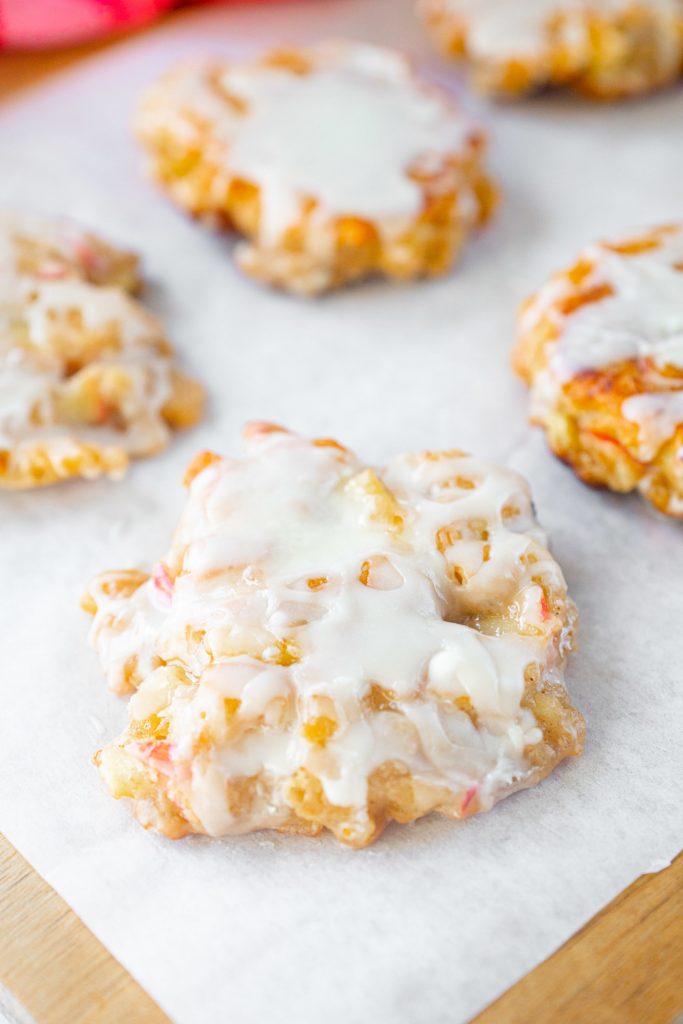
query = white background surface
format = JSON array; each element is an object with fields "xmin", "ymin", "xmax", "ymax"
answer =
[{"xmin": 1, "ymin": 2, "xmax": 682, "ymax": 1022}]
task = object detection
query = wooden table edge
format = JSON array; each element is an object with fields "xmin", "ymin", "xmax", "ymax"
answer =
[{"xmin": 1, "ymin": 833, "xmax": 681, "ymax": 1024}]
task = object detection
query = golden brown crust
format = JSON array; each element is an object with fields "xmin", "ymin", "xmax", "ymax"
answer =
[
  {"xmin": 0, "ymin": 440, "xmax": 128, "ymax": 490},
  {"xmin": 514, "ymin": 226, "xmax": 683, "ymax": 516},
  {"xmin": 420, "ymin": 1, "xmax": 683, "ymax": 99},
  {"xmin": 84, "ymin": 427, "xmax": 584, "ymax": 848},
  {"xmin": 135, "ymin": 45, "xmax": 497, "ymax": 295},
  {"xmin": 0, "ymin": 216, "xmax": 204, "ymax": 489}
]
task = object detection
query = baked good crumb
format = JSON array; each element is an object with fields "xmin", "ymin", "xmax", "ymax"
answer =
[
  {"xmin": 84, "ymin": 423, "xmax": 584, "ymax": 847},
  {"xmin": 514, "ymin": 223, "xmax": 683, "ymax": 516},
  {"xmin": 135, "ymin": 41, "xmax": 496, "ymax": 295},
  {"xmin": 420, "ymin": 0, "xmax": 683, "ymax": 99},
  {"xmin": 0, "ymin": 212, "xmax": 204, "ymax": 489}
]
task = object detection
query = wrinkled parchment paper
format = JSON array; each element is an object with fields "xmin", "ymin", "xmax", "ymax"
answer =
[{"xmin": 1, "ymin": 3, "xmax": 682, "ymax": 1021}]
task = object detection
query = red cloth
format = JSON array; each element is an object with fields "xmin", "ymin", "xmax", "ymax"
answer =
[{"xmin": 0, "ymin": 0, "xmax": 177, "ymax": 49}]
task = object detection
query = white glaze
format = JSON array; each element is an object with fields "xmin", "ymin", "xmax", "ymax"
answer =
[
  {"xmin": 0, "ymin": 211, "xmax": 93, "ymax": 285},
  {"xmin": 622, "ymin": 391, "xmax": 683, "ymax": 458},
  {"xmin": 0, "ymin": 214, "xmax": 176, "ymax": 462},
  {"xmin": 21, "ymin": 280, "xmax": 160, "ymax": 350},
  {"xmin": 432, "ymin": 0, "xmax": 682, "ymax": 61},
  {"xmin": 138, "ymin": 43, "xmax": 479, "ymax": 243},
  {"xmin": 88, "ymin": 428, "xmax": 579, "ymax": 837},
  {"xmin": 437, "ymin": 0, "xmax": 578, "ymax": 58},
  {"xmin": 523, "ymin": 226, "xmax": 683, "ymax": 454},
  {"xmin": 0, "ymin": 359, "xmax": 56, "ymax": 448}
]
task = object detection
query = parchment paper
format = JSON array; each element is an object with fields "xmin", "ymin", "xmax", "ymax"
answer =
[{"xmin": 1, "ymin": 3, "xmax": 682, "ymax": 1022}]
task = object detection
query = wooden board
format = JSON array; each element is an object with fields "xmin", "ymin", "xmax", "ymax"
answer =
[
  {"xmin": 1, "ymin": 832, "xmax": 681, "ymax": 1024},
  {"xmin": 0, "ymin": 834, "xmax": 167, "ymax": 1024},
  {"xmin": 477, "ymin": 850, "xmax": 683, "ymax": 1024},
  {"xmin": 1, "ymin": 25, "xmax": 682, "ymax": 1024}
]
